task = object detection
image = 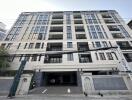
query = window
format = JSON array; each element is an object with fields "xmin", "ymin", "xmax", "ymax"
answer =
[
  {"xmin": 6, "ymin": 43, "xmax": 12, "ymax": 49},
  {"xmin": 79, "ymin": 54, "xmax": 92, "ymax": 63},
  {"xmin": 111, "ymin": 13, "xmax": 120, "ymax": 23},
  {"xmin": 107, "ymin": 25, "xmax": 120, "ymax": 31},
  {"xmin": 102, "ymin": 14, "xmax": 111, "ymax": 18},
  {"xmin": 46, "ymin": 43, "xmax": 63, "ymax": 51},
  {"xmin": 102, "ymin": 41, "xmax": 108, "ymax": 47},
  {"xmin": 38, "ymin": 34, "xmax": 43, "ymax": 40},
  {"xmin": 38, "ymin": 54, "xmax": 41, "ymax": 61},
  {"xmin": 52, "ymin": 15, "xmax": 63, "ymax": 19},
  {"xmin": 85, "ymin": 14, "xmax": 93, "ymax": 24},
  {"xmin": 95, "ymin": 53, "xmax": 99, "ymax": 60},
  {"xmin": 67, "ymin": 42, "xmax": 73, "ymax": 48},
  {"xmin": 112, "ymin": 33, "xmax": 124, "ymax": 39},
  {"xmin": 67, "ymin": 26, "xmax": 72, "ymax": 40},
  {"xmin": 8, "ymin": 55, "xmax": 15, "ymax": 62},
  {"xmin": 123, "ymin": 53, "xmax": 132, "ymax": 62},
  {"xmin": 95, "ymin": 25, "xmax": 101, "ymax": 32},
  {"xmin": 67, "ymin": 20, "xmax": 71, "ymax": 24},
  {"xmin": 35, "ymin": 43, "xmax": 41, "ymax": 49},
  {"xmin": 39, "ymin": 26, "xmax": 46, "ymax": 34},
  {"xmin": 118, "ymin": 25, "xmax": 130, "ymax": 38},
  {"xmin": 91, "ymin": 14, "xmax": 98, "ymax": 24},
  {"xmin": 116, "ymin": 41, "xmax": 131, "ymax": 50},
  {"xmin": 41, "ymin": 43, "xmax": 44, "ymax": 49},
  {"xmin": 75, "ymin": 26, "xmax": 85, "ymax": 32},
  {"xmin": 1, "ymin": 43, "xmax": 6, "ymax": 48},
  {"xmin": 90, "ymin": 25, "xmax": 96, "ymax": 31},
  {"xmin": 67, "ymin": 26, "xmax": 71, "ymax": 33},
  {"xmin": 85, "ymin": 14, "xmax": 98, "ymax": 24},
  {"xmin": 88, "ymin": 25, "xmax": 98, "ymax": 39},
  {"xmin": 104, "ymin": 19, "xmax": 115, "ymax": 24},
  {"xmin": 106, "ymin": 53, "xmax": 113, "ymax": 60},
  {"xmin": 67, "ymin": 33, "xmax": 72, "ymax": 40},
  {"xmin": 67, "ymin": 53, "xmax": 74, "ymax": 61},
  {"xmin": 44, "ymin": 54, "xmax": 62, "ymax": 63},
  {"xmin": 24, "ymin": 43, "xmax": 27, "ymax": 49},
  {"xmin": 66, "ymin": 13, "xmax": 71, "ymax": 24},
  {"xmin": 50, "ymin": 26, "xmax": 63, "ymax": 32},
  {"xmin": 99, "ymin": 53, "xmax": 106, "ymax": 60},
  {"xmin": 17, "ymin": 43, "xmax": 21, "ymax": 49},
  {"xmin": 76, "ymin": 34, "xmax": 86, "ymax": 39},
  {"xmin": 19, "ymin": 54, "xmax": 23, "ymax": 61},
  {"xmin": 24, "ymin": 54, "xmax": 30, "ymax": 61},
  {"xmin": 74, "ymin": 14, "xmax": 82, "ymax": 19},
  {"xmin": 5, "ymin": 27, "xmax": 22, "ymax": 41},
  {"xmin": 28, "ymin": 43, "xmax": 34, "ymax": 49},
  {"xmin": 74, "ymin": 20, "xmax": 83, "ymax": 24},
  {"xmin": 51, "ymin": 20, "xmax": 63, "ymax": 25},
  {"xmin": 98, "ymin": 32, "xmax": 104, "ymax": 39},
  {"xmin": 31, "ymin": 54, "xmax": 37, "ymax": 61},
  {"xmin": 48, "ymin": 34, "xmax": 63, "ymax": 40},
  {"xmin": 95, "ymin": 42, "xmax": 101, "ymax": 48},
  {"xmin": 77, "ymin": 42, "xmax": 89, "ymax": 51},
  {"xmin": 34, "ymin": 26, "xmax": 40, "ymax": 34}
]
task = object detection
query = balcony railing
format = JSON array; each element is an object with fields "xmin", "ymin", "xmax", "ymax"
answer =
[
  {"xmin": 44, "ymin": 54, "xmax": 62, "ymax": 63},
  {"xmin": 79, "ymin": 54, "xmax": 92, "ymax": 63},
  {"xmin": 119, "ymin": 46, "xmax": 132, "ymax": 50}
]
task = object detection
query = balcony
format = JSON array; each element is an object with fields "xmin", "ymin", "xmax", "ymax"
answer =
[
  {"xmin": 74, "ymin": 20, "xmax": 83, "ymax": 24},
  {"xmin": 102, "ymin": 14, "xmax": 112, "ymax": 18},
  {"xmin": 77, "ymin": 42, "xmax": 89, "ymax": 51},
  {"xmin": 123, "ymin": 53, "xmax": 132, "ymax": 62},
  {"xmin": 44, "ymin": 54, "xmax": 62, "ymax": 63},
  {"xmin": 74, "ymin": 14, "xmax": 82, "ymax": 19},
  {"xmin": 51, "ymin": 20, "xmax": 63, "ymax": 25},
  {"xmin": 112, "ymin": 33, "xmax": 125, "ymax": 39},
  {"xmin": 46, "ymin": 43, "xmax": 63, "ymax": 51},
  {"xmin": 78, "ymin": 54, "xmax": 92, "ymax": 63},
  {"xmin": 117, "ymin": 41, "xmax": 132, "ymax": 50},
  {"xmin": 48, "ymin": 34, "xmax": 63, "ymax": 40},
  {"xmin": 108, "ymin": 25, "xmax": 120, "ymax": 31},
  {"xmin": 50, "ymin": 26, "xmax": 63, "ymax": 32},
  {"xmin": 104, "ymin": 19, "xmax": 115, "ymax": 24},
  {"xmin": 52, "ymin": 15, "xmax": 63, "ymax": 19},
  {"xmin": 75, "ymin": 26, "xmax": 85, "ymax": 32},
  {"xmin": 76, "ymin": 34, "xmax": 86, "ymax": 39}
]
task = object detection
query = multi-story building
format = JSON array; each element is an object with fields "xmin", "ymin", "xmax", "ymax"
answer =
[
  {"xmin": 128, "ymin": 20, "xmax": 132, "ymax": 29},
  {"xmin": 1, "ymin": 10, "xmax": 132, "ymax": 95},
  {"xmin": 0, "ymin": 22, "xmax": 6, "ymax": 40}
]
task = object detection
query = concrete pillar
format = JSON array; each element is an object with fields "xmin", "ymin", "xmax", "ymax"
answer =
[
  {"xmin": 77, "ymin": 71, "xmax": 82, "ymax": 87},
  {"xmin": 16, "ymin": 74, "xmax": 33, "ymax": 95},
  {"xmin": 34, "ymin": 72, "xmax": 43, "ymax": 87}
]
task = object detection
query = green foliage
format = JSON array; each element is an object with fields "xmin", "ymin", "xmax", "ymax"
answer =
[{"xmin": 0, "ymin": 47, "xmax": 10, "ymax": 70}]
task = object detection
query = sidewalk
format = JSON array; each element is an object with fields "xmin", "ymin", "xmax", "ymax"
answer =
[{"xmin": 1, "ymin": 94, "xmax": 132, "ymax": 100}]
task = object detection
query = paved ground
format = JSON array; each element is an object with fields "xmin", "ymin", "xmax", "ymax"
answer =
[
  {"xmin": 0, "ymin": 78, "xmax": 13, "ymax": 96},
  {"xmin": 0, "ymin": 94, "xmax": 132, "ymax": 100},
  {"xmin": 29, "ymin": 86, "xmax": 82, "ymax": 94}
]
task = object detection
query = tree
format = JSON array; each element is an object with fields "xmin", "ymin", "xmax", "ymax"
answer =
[{"xmin": 0, "ymin": 47, "xmax": 10, "ymax": 71}]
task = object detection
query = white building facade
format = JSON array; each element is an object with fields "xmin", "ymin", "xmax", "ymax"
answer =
[
  {"xmin": 1, "ymin": 10, "xmax": 132, "ymax": 95},
  {"xmin": 0, "ymin": 22, "xmax": 6, "ymax": 41}
]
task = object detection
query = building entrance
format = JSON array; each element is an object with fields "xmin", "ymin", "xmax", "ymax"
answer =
[{"xmin": 42, "ymin": 72, "xmax": 77, "ymax": 86}]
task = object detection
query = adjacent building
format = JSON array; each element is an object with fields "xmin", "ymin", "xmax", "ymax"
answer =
[
  {"xmin": 1, "ymin": 10, "xmax": 132, "ymax": 95},
  {"xmin": 0, "ymin": 22, "xmax": 6, "ymax": 40},
  {"xmin": 128, "ymin": 20, "xmax": 132, "ymax": 29}
]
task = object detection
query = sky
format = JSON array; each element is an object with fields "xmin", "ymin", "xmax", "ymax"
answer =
[{"xmin": 0, "ymin": 0, "xmax": 132, "ymax": 30}]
